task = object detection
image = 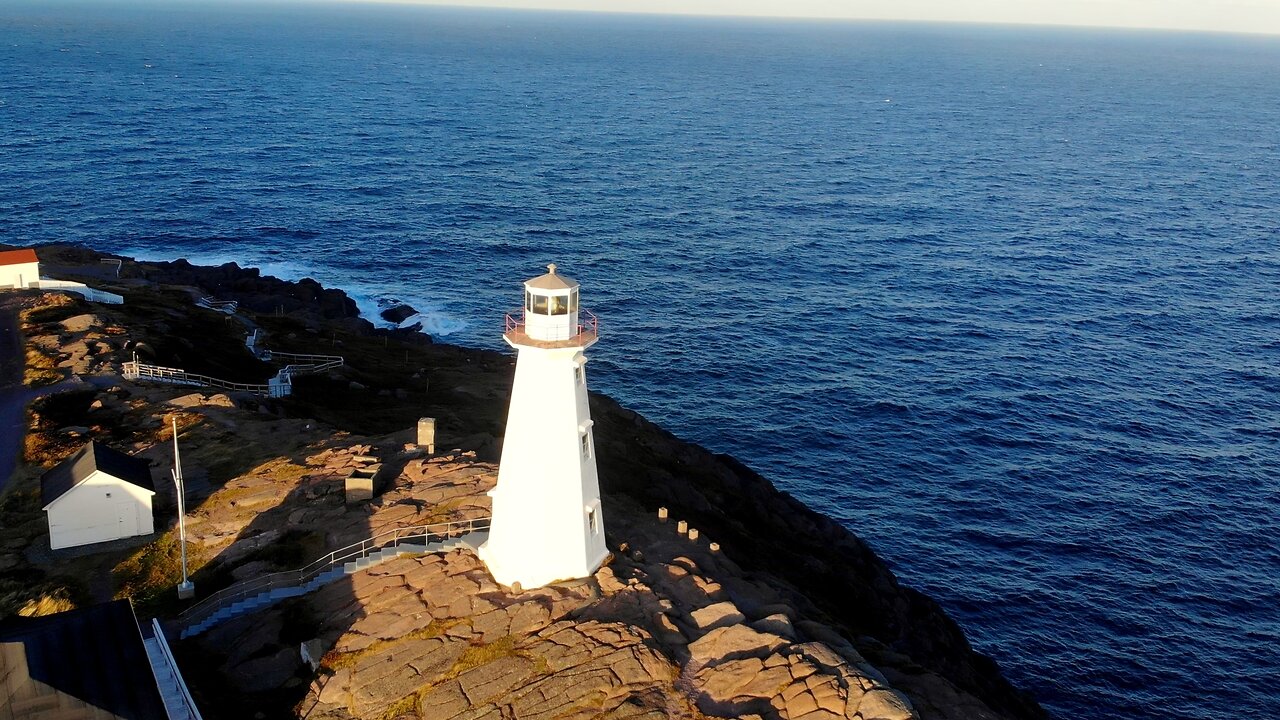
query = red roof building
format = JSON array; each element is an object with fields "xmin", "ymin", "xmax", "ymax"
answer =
[
  {"xmin": 0, "ymin": 248, "xmax": 38, "ymax": 266},
  {"xmin": 0, "ymin": 248, "xmax": 39, "ymax": 289}
]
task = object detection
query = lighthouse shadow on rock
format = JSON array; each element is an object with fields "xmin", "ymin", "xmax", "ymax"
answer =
[{"xmin": 478, "ymin": 264, "xmax": 608, "ymax": 589}]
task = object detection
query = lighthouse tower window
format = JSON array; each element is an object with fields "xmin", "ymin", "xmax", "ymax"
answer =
[
  {"xmin": 580, "ymin": 431, "xmax": 591, "ymax": 460},
  {"xmin": 587, "ymin": 507, "xmax": 598, "ymax": 534}
]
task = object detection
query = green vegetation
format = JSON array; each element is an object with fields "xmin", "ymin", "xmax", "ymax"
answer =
[
  {"xmin": 23, "ymin": 348, "xmax": 62, "ymax": 387},
  {"xmin": 242, "ymin": 528, "xmax": 326, "ymax": 570},
  {"xmin": 113, "ymin": 530, "xmax": 210, "ymax": 613},
  {"xmin": 369, "ymin": 635, "xmax": 521, "ymax": 720},
  {"xmin": 23, "ymin": 389, "xmax": 97, "ymax": 466},
  {"xmin": 0, "ymin": 568, "xmax": 89, "ymax": 618},
  {"xmin": 450, "ymin": 634, "xmax": 518, "ymax": 675},
  {"xmin": 319, "ymin": 618, "xmax": 462, "ymax": 672}
]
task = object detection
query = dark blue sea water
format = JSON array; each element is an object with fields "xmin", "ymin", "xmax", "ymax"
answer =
[{"xmin": 3, "ymin": 3, "xmax": 1278, "ymax": 718}]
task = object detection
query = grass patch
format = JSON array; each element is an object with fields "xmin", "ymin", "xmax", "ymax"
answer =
[
  {"xmin": 369, "ymin": 635, "xmax": 524, "ymax": 720},
  {"xmin": 24, "ymin": 347, "xmax": 62, "ymax": 387},
  {"xmin": 0, "ymin": 472, "xmax": 42, "ymax": 527},
  {"xmin": 19, "ymin": 292, "xmax": 83, "ymax": 327},
  {"xmin": 379, "ymin": 693, "xmax": 421, "ymax": 720},
  {"xmin": 113, "ymin": 530, "xmax": 210, "ymax": 613},
  {"xmin": 242, "ymin": 529, "xmax": 326, "ymax": 570},
  {"xmin": 319, "ymin": 618, "xmax": 462, "ymax": 672},
  {"xmin": 252, "ymin": 457, "xmax": 311, "ymax": 483},
  {"xmin": 23, "ymin": 389, "xmax": 98, "ymax": 466},
  {"xmin": 449, "ymin": 634, "xmax": 518, "ymax": 676},
  {"xmin": 0, "ymin": 569, "xmax": 90, "ymax": 618}
]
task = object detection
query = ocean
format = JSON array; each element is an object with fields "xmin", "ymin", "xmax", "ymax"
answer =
[{"xmin": 2, "ymin": 3, "xmax": 1277, "ymax": 718}]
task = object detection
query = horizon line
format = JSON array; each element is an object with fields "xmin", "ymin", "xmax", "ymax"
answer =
[{"xmin": 338, "ymin": 0, "xmax": 1280, "ymax": 38}]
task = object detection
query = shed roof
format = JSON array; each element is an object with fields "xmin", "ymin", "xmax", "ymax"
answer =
[
  {"xmin": 0, "ymin": 599, "xmax": 169, "ymax": 720},
  {"xmin": 525, "ymin": 263, "xmax": 579, "ymax": 291},
  {"xmin": 41, "ymin": 441, "xmax": 155, "ymax": 509},
  {"xmin": 0, "ymin": 248, "xmax": 38, "ymax": 266}
]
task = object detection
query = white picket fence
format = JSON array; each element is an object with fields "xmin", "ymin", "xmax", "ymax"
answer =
[{"xmin": 32, "ymin": 278, "xmax": 123, "ymax": 304}]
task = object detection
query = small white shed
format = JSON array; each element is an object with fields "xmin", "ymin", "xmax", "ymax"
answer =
[
  {"xmin": 0, "ymin": 247, "xmax": 40, "ymax": 289},
  {"xmin": 42, "ymin": 441, "xmax": 156, "ymax": 551}
]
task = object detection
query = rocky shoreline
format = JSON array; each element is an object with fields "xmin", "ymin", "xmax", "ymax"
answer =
[{"xmin": 0, "ymin": 244, "xmax": 1047, "ymax": 720}]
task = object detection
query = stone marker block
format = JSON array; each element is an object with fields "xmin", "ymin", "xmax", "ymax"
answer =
[
  {"xmin": 688, "ymin": 528, "xmax": 700, "ymax": 541},
  {"xmin": 658, "ymin": 507, "xmax": 669, "ymax": 521},
  {"xmin": 417, "ymin": 417, "xmax": 436, "ymax": 454},
  {"xmin": 677, "ymin": 520, "xmax": 688, "ymax": 535},
  {"xmin": 345, "ymin": 464, "xmax": 381, "ymax": 503}
]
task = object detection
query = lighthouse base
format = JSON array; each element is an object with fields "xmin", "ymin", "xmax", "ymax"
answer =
[{"xmin": 478, "ymin": 541, "xmax": 609, "ymax": 591}]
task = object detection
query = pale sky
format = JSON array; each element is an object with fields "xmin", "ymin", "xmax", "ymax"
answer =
[{"xmin": 354, "ymin": 0, "xmax": 1280, "ymax": 36}]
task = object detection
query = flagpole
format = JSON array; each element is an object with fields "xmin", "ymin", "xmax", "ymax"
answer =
[{"xmin": 173, "ymin": 417, "xmax": 195, "ymax": 599}]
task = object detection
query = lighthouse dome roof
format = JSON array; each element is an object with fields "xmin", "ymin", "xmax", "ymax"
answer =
[{"xmin": 525, "ymin": 263, "xmax": 579, "ymax": 291}]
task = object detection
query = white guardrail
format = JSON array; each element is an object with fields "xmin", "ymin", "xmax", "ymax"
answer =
[
  {"xmin": 148, "ymin": 619, "xmax": 204, "ymax": 720},
  {"xmin": 177, "ymin": 517, "xmax": 492, "ymax": 631},
  {"xmin": 33, "ymin": 278, "xmax": 123, "ymax": 304},
  {"xmin": 123, "ymin": 360, "xmax": 289, "ymax": 397}
]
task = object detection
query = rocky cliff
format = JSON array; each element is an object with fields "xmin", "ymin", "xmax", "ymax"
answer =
[{"xmin": 1, "ymin": 244, "xmax": 1046, "ymax": 720}]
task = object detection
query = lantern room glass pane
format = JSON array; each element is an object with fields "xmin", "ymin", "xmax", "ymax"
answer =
[
  {"xmin": 550, "ymin": 295, "xmax": 569, "ymax": 315},
  {"xmin": 570, "ymin": 289, "xmax": 578, "ymax": 313},
  {"xmin": 532, "ymin": 294, "xmax": 549, "ymax": 314},
  {"xmin": 525, "ymin": 291, "xmax": 532, "ymax": 312}
]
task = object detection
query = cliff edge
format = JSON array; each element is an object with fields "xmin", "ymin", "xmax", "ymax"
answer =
[{"xmin": 0, "ymin": 244, "xmax": 1046, "ymax": 720}]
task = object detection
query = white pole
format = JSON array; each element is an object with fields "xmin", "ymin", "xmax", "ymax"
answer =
[{"xmin": 173, "ymin": 418, "xmax": 194, "ymax": 598}]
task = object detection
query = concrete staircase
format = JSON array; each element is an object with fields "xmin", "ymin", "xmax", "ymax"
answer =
[
  {"xmin": 141, "ymin": 619, "xmax": 202, "ymax": 719},
  {"xmin": 178, "ymin": 532, "xmax": 487, "ymax": 639}
]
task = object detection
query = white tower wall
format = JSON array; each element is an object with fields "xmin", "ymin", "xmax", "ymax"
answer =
[
  {"xmin": 479, "ymin": 265, "xmax": 607, "ymax": 590},
  {"xmin": 480, "ymin": 346, "xmax": 607, "ymax": 588}
]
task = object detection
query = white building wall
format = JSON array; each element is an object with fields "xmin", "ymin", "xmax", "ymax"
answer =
[
  {"xmin": 46, "ymin": 470, "xmax": 155, "ymax": 550},
  {"xmin": 0, "ymin": 261, "xmax": 39, "ymax": 289},
  {"xmin": 480, "ymin": 346, "xmax": 608, "ymax": 588}
]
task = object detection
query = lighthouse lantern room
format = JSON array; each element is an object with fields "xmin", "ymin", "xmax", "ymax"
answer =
[{"xmin": 479, "ymin": 264, "xmax": 608, "ymax": 589}]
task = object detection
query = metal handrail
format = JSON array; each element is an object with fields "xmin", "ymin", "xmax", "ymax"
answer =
[
  {"xmin": 123, "ymin": 360, "xmax": 280, "ymax": 395},
  {"xmin": 177, "ymin": 517, "xmax": 491, "ymax": 629},
  {"xmin": 149, "ymin": 619, "xmax": 204, "ymax": 720},
  {"xmin": 264, "ymin": 350, "xmax": 344, "ymax": 364},
  {"xmin": 504, "ymin": 308, "xmax": 598, "ymax": 341},
  {"xmin": 195, "ymin": 296, "xmax": 239, "ymax": 314}
]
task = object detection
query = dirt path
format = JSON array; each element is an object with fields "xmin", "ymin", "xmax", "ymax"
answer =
[{"xmin": 0, "ymin": 304, "xmax": 26, "ymax": 490}]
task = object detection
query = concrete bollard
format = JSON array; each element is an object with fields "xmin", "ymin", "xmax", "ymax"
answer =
[
  {"xmin": 657, "ymin": 507, "xmax": 669, "ymax": 521},
  {"xmin": 417, "ymin": 417, "xmax": 436, "ymax": 454},
  {"xmin": 709, "ymin": 542, "xmax": 721, "ymax": 553},
  {"xmin": 677, "ymin": 520, "xmax": 688, "ymax": 535},
  {"xmin": 688, "ymin": 528, "xmax": 699, "ymax": 541}
]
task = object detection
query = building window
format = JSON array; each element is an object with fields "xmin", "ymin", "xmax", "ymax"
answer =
[
  {"xmin": 574, "ymin": 365, "xmax": 584, "ymax": 385},
  {"xmin": 580, "ymin": 431, "xmax": 591, "ymax": 460},
  {"xmin": 587, "ymin": 507, "xmax": 598, "ymax": 534}
]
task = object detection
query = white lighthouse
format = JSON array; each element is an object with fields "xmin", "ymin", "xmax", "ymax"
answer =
[{"xmin": 478, "ymin": 264, "xmax": 608, "ymax": 589}]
